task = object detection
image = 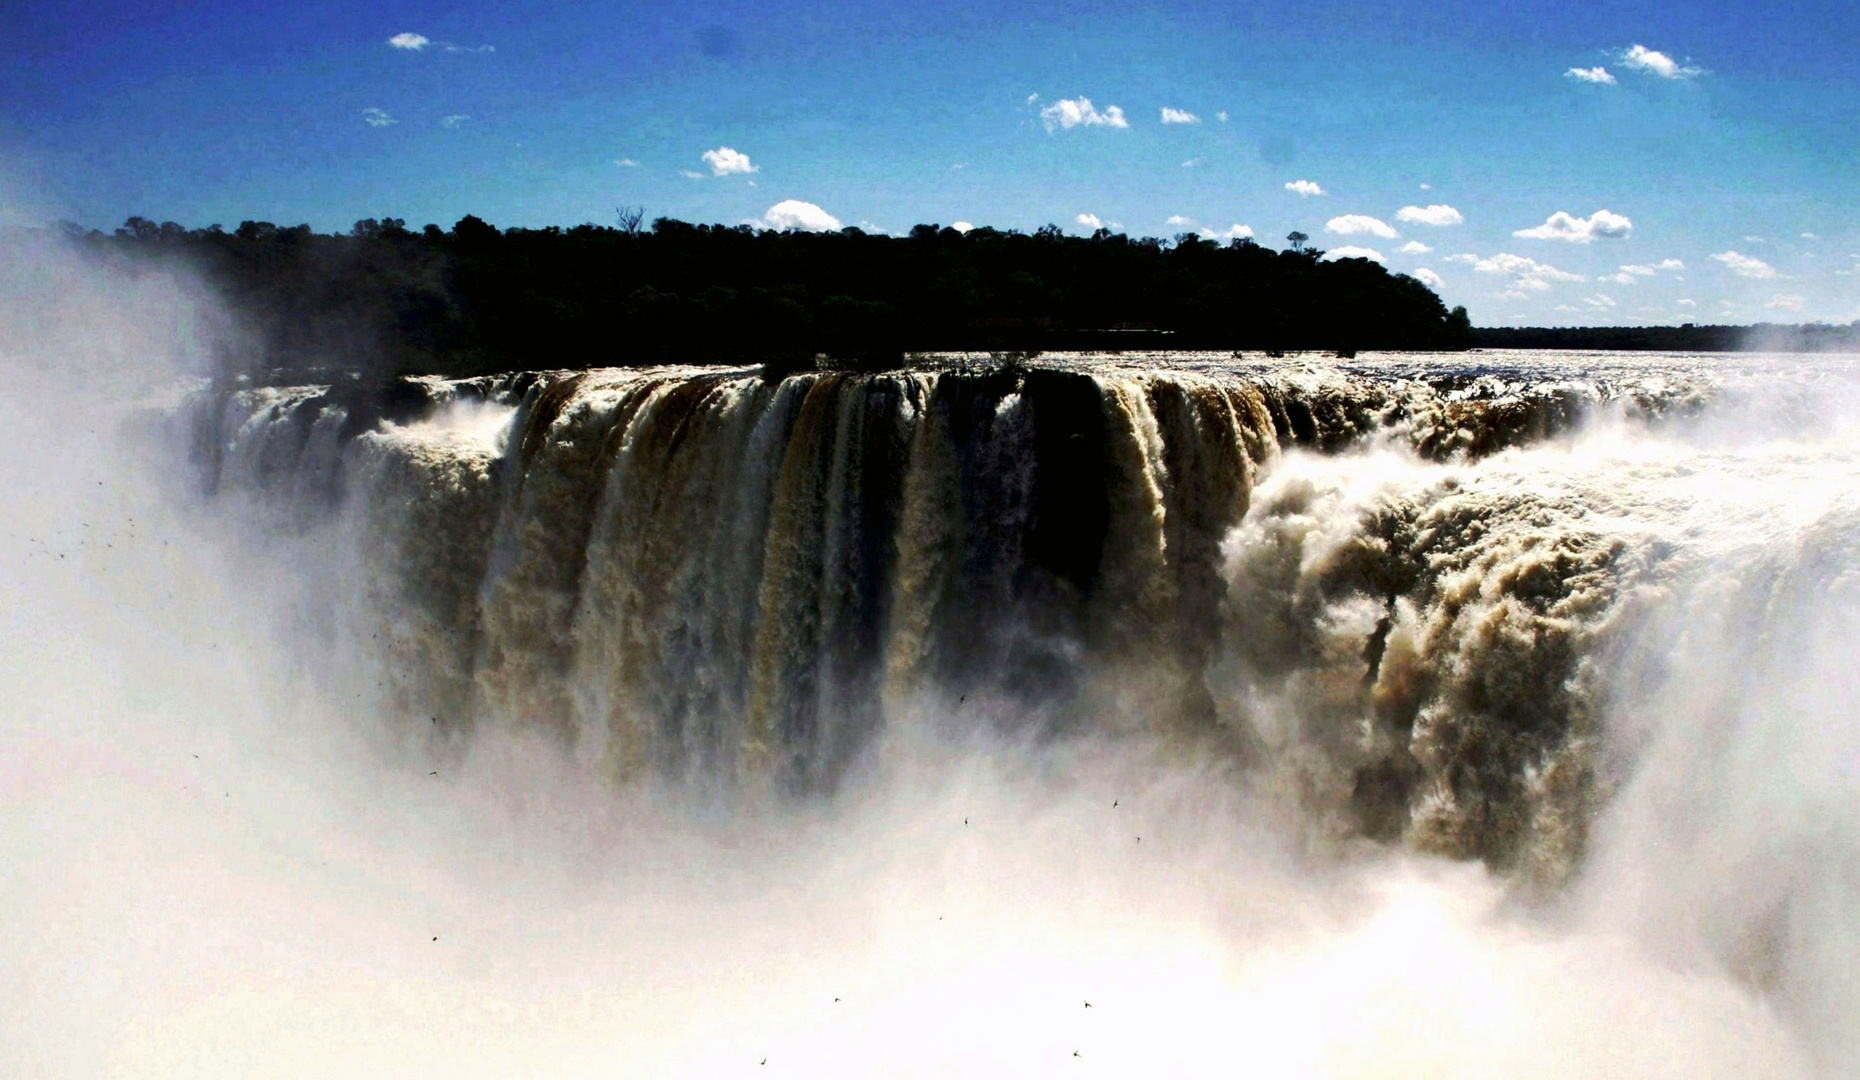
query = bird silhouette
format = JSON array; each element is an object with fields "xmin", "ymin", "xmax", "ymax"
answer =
[
  {"xmin": 1112, "ymin": 800, "xmax": 1117, "ymax": 807},
  {"xmin": 1084, "ymin": 1002, "xmax": 1092, "ymax": 1008}
]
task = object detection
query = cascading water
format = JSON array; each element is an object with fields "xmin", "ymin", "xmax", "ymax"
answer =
[
  {"xmin": 191, "ymin": 353, "xmax": 1855, "ymax": 889},
  {"xmin": 9, "ymin": 237, "xmax": 1859, "ymax": 1080}
]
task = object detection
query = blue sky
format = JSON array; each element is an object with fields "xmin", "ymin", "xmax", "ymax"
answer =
[{"xmin": 3, "ymin": 0, "xmax": 1857, "ymax": 326}]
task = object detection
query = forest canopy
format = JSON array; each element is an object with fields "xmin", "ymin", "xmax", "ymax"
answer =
[{"xmin": 62, "ymin": 214, "xmax": 1472, "ymax": 381}]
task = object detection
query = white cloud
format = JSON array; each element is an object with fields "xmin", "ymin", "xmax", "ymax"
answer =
[
  {"xmin": 1399, "ymin": 241, "xmax": 1433, "ymax": 254},
  {"xmin": 1513, "ymin": 209, "xmax": 1633, "ymax": 242},
  {"xmin": 1604, "ymin": 264, "xmax": 1663, "ymax": 285},
  {"xmin": 1323, "ymin": 246, "xmax": 1385, "ymax": 263},
  {"xmin": 1766, "ymin": 294, "xmax": 1805, "ymax": 312},
  {"xmin": 1472, "ymin": 252, "xmax": 1585, "ymax": 292},
  {"xmin": 1565, "ymin": 66, "xmax": 1617, "ymax": 84},
  {"xmin": 1396, "ymin": 203, "xmax": 1464, "ymax": 226},
  {"xmin": 1040, "ymin": 97, "xmax": 1128, "ymax": 131},
  {"xmin": 1284, "ymin": 179, "xmax": 1325, "ymax": 197},
  {"xmin": 760, "ymin": 199, "xmax": 842, "ymax": 232},
  {"xmin": 1412, "ymin": 267, "xmax": 1444, "ymax": 288},
  {"xmin": 1325, "ymin": 215, "xmax": 1398, "ymax": 239},
  {"xmin": 388, "ymin": 32, "xmax": 492, "ymax": 54},
  {"xmin": 1744, "ymin": 235, "xmax": 1767, "ymax": 243},
  {"xmin": 1199, "ymin": 223, "xmax": 1255, "ymax": 241},
  {"xmin": 1419, "ymin": 183, "xmax": 1433, "ymax": 190},
  {"xmin": 1801, "ymin": 231, "xmax": 1819, "ymax": 240},
  {"xmin": 1443, "ymin": 253, "xmax": 1479, "ymax": 264},
  {"xmin": 951, "ymin": 221, "xmax": 973, "ymax": 233},
  {"xmin": 681, "ymin": 170, "xmax": 705, "ymax": 179},
  {"xmin": 1215, "ymin": 110, "xmax": 1229, "ymax": 122},
  {"xmin": 1677, "ymin": 298, "xmax": 1696, "ymax": 307},
  {"xmin": 439, "ymin": 114, "xmax": 470, "ymax": 128},
  {"xmin": 1658, "ymin": 258, "xmax": 1684, "ymax": 270},
  {"xmin": 1621, "ymin": 44, "xmax": 1702, "ymax": 79},
  {"xmin": 1499, "ymin": 290, "xmax": 1532, "ymax": 300},
  {"xmin": 362, "ymin": 107, "xmax": 396, "ymax": 127},
  {"xmin": 1180, "ymin": 158, "xmax": 1202, "ymax": 168},
  {"xmin": 1712, "ymin": 250, "xmax": 1778, "ymax": 279},
  {"xmin": 701, "ymin": 146, "xmax": 757, "ymax": 176},
  {"xmin": 1160, "ymin": 107, "xmax": 1200, "ymax": 125},
  {"xmin": 1585, "ymin": 293, "xmax": 1618, "ymax": 309},
  {"xmin": 1165, "ymin": 215, "xmax": 1193, "ymax": 226},
  {"xmin": 1076, "ymin": 213, "xmax": 1104, "ymax": 229},
  {"xmin": 614, "ymin": 158, "xmax": 640, "ymax": 167}
]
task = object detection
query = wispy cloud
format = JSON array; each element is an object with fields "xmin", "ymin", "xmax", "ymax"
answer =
[
  {"xmin": 1075, "ymin": 213, "xmax": 1121, "ymax": 230},
  {"xmin": 1325, "ymin": 214, "xmax": 1398, "ymax": 239},
  {"xmin": 1180, "ymin": 158, "xmax": 1202, "ymax": 168},
  {"xmin": 701, "ymin": 146, "xmax": 757, "ymax": 176},
  {"xmin": 1039, "ymin": 96, "xmax": 1129, "ymax": 131},
  {"xmin": 1323, "ymin": 246, "xmax": 1385, "ymax": 263},
  {"xmin": 1166, "ymin": 215, "xmax": 1193, "ymax": 226},
  {"xmin": 1412, "ymin": 267, "xmax": 1444, "ymax": 288},
  {"xmin": 760, "ymin": 199, "xmax": 841, "ymax": 231},
  {"xmin": 439, "ymin": 114, "xmax": 469, "ymax": 128},
  {"xmin": 1801, "ymin": 231, "xmax": 1819, "ymax": 240},
  {"xmin": 1585, "ymin": 293, "xmax": 1618, "ymax": 309},
  {"xmin": 1513, "ymin": 209, "xmax": 1633, "ymax": 242},
  {"xmin": 681, "ymin": 170, "xmax": 705, "ymax": 179},
  {"xmin": 1712, "ymin": 250, "xmax": 1777, "ymax": 279},
  {"xmin": 1199, "ymin": 223, "xmax": 1254, "ymax": 241},
  {"xmin": 1284, "ymin": 179, "xmax": 1324, "ymax": 197},
  {"xmin": 1621, "ymin": 44, "xmax": 1702, "ymax": 79},
  {"xmin": 1472, "ymin": 252, "xmax": 1585, "ymax": 291},
  {"xmin": 1215, "ymin": 111, "xmax": 1228, "ymax": 122},
  {"xmin": 387, "ymin": 32, "xmax": 493, "ymax": 54},
  {"xmin": 1766, "ymin": 294, "xmax": 1805, "ymax": 311},
  {"xmin": 1396, "ymin": 204, "xmax": 1464, "ymax": 226},
  {"xmin": 614, "ymin": 158, "xmax": 640, "ymax": 167},
  {"xmin": 1601, "ymin": 259, "xmax": 1684, "ymax": 285},
  {"xmin": 1399, "ymin": 241, "xmax": 1432, "ymax": 254},
  {"xmin": 1160, "ymin": 107, "xmax": 1200, "ymax": 125},
  {"xmin": 362, "ymin": 107, "xmax": 396, "ymax": 127},
  {"xmin": 1565, "ymin": 66, "xmax": 1616, "ymax": 85}
]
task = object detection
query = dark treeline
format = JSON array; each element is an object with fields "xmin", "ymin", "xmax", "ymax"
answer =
[
  {"xmin": 62, "ymin": 214, "xmax": 1471, "ymax": 381},
  {"xmin": 1474, "ymin": 322, "xmax": 1860, "ymax": 352}
]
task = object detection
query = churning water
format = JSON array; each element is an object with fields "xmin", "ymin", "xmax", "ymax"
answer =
[{"xmin": 5, "ymin": 235, "xmax": 1859, "ymax": 1077}]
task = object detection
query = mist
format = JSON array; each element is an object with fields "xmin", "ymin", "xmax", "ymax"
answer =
[{"xmin": 4, "ymin": 230, "xmax": 1854, "ymax": 1078}]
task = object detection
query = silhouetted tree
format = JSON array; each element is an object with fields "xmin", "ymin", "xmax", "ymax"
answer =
[{"xmin": 80, "ymin": 212, "xmax": 1479, "ymax": 381}]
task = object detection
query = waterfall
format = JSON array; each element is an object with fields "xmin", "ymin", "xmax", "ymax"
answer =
[{"xmin": 190, "ymin": 352, "xmax": 1839, "ymax": 886}]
